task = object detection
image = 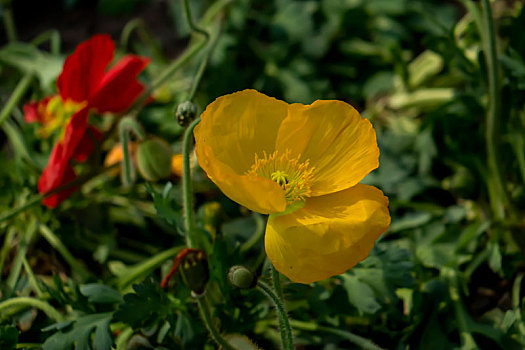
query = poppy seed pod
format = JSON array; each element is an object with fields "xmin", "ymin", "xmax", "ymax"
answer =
[
  {"xmin": 136, "ymin": 139, "xmax": 173, "ymax": 181},
  {"xmin": 176, "ymin": 101, "xmax": 197, "ymax": 127}
]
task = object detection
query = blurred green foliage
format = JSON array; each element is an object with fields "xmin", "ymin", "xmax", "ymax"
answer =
[{"xmin": 1, "ymin": 0, "xmax": 525, "ymax": 349}]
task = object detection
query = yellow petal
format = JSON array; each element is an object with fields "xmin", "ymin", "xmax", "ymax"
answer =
[
  {"xmin": 265, "ymin": 184, "xmax": 390, "ymax": 284},
  {"xmin": 194, "ymin": 90, "xmax": 289, "ymax": 213},
  {"xmin": 276, "ymin": 100, "xmax": 379, "ymax": 196},
  {"xmin": 198, "ymin": 144, "xmax": 287, "ymax": 214}
]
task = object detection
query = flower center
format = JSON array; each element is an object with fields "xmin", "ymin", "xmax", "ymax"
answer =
[
  {"xmin": 38, "ymin": 96, "xmax": 86, "ymax": 139},
  {"xmin": 246, "ymin": 150, "xmax": 314, "ymax": 204}
]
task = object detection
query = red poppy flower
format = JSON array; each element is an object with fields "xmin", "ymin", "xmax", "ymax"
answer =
[{"xmin": 24, "ymin": 34, "xmax": 150, "ymax": 208}]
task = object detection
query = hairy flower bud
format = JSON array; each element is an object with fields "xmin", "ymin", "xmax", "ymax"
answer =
[
  {"xmin": 175, "ymin": 101, "xmax": 197, "ymax": 127},
  {"xmin": 228, "ymin": 265, "xmax": 256, "ymax": 289},
  {"xmin": 136, "ymin": 139, "xmax": 172, "ymax": 181}
]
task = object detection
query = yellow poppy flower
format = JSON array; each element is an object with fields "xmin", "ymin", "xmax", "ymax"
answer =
[{"xmin": 194, "ymin": 89, "xmax": 390, "ymax": 284}]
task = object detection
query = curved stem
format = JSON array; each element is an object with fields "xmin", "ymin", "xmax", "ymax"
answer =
[
  {"xmin": 182, "ymin": 117, "xmax": 201, "ymax": 248},
  {"xmin": 0, "ymin": 297, "xmax": 64, "ymax": 322},
  {"xmin": 257, "ymin": 280, "xmax": 294, "ymax": 350},
  {"xmin": 240, "ymin": 213, "xmax": 265, "ymax": 254},
  {"xmin": 196, "ymin": 295, "xmax": 236, "ymax": 350},
  {"xmin": 118, "ymin": 117, "xmax": 144, "ymax": 186},
  {"xmin": 182, "ymin": 0, "xmax": 210, "ymax": 40}
]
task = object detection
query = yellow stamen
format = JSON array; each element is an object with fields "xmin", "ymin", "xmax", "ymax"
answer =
[
  {"xmin": 246, "ymin": 150, "xmax": 314, "ymax": 204},
  {"xmin": 38, "ymin": 96, "xmax": 86, "ymax": 139}
]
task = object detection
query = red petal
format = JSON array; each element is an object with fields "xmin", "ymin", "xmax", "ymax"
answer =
[
  {"xmin": 61, "ymin": 107, "xmax": 90, "ymax": 162},
  {"xmin": 39, "ymin": 161, "xmax": 78, "ymax": 209},
  {"xmin": 89, "ymin": 55, "xmax": 150, "ymax": 113},
  {"xmin": 38, "ymin": 142, "xmax": 78, "ymax": 208},
  {"xmin": 57, "ymin": 34, "xmax": 114, "ymax": 103},
  {"xmin": 72, "ymin": 126, "xmax": 103, "ymax": 163},
  {"xmin": 24, "ymin": 97, "xmax": 51, "ymax": 123}
]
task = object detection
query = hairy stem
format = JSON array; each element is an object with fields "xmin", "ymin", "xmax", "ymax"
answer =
[
  {"xmin": 196, "ymin": 295, "xmax": 237, "ymax": 350},
  {"xmin": 182, "ymin": 117, "xmax": 201, "ymax": 248},
  {"xmin": 257, "ymin": 280, "xmax": 294, "ymax": 350}
]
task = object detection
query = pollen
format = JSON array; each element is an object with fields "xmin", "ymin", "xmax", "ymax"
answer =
[{"xmin": 246, "ymin": 150, "xmax": 315, "ymax": 204}]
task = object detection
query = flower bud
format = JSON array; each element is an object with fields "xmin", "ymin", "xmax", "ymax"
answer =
[
  {"xmin": 175, "ymin": 101, "xmax": 196, "ymax": 127},
  {"xmin": 178, "ymin": 249, "xmax": 209, "ymax": 295},
  {"xmin": 136, "ymin": 139, "xmax": 172, "ymax": 181},
  {"xmin": 228, "ymin": 265, "xmax": 256, "ymax": 289}
]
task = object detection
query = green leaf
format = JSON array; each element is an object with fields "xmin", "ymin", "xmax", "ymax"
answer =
[
  {"xmin": 114, "ymin": 278, "xmax": 173, "ymax": 328},
  {"xmin": 42, "ymin": 313, "xmax": 113, "ymax": 350},
  {"xmin": 146, "ymin": 182, "xmax": 182, "ymax": 226},
  {"xmin": 0, "ymin": 43, "xmax": 63, "ymax": 91},
  {"xmin": 0, "ymin": 325, "xmax": 18, "ymax": 350},
  {"xmin": 341, "ymin": 274, "xmax": 381, "ymax": 314},
  {"xmin": 80, "ymin": 284, "xmax": 123, "ymax": 304}
]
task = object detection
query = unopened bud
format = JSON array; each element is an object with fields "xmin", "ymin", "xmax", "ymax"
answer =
[
  {"xmin": 228, "ymin": 265, "xmax": 256, "ymax": 289},
  {"xmin": 136, "ymin": 139, "xmax": 172, "ymax": 181},
  {"xmin": 175, "ymin": 101, "xmax": 196, "ymax": 127},
  {"xmin": 178, "ymin": 249, "xmax": 209, "ymax": 295}
]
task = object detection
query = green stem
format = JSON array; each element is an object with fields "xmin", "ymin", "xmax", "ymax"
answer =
[
  {"xmin": 187, "ymin": 48, "xmax": 210, "ymax": 101},
  {"xmin": 120, "ymin": 18, "xmax": 164, "ymax": 61},
  {"xmin": 6, "ymin": 220, "xmax": 37, "ymax": 290},
  {"xmin": 0, "ymin": 163, "xmax": 119, "ymax": 224},
  {"xmin": 0, "ymin": 73, "xmax": 33, "ymax": 126},
  {"xmin": 480, "ymin": 0, "xmax": 508, "ymax": 220},
  {"xmin": 182, "ymin": 0, "xmax": 210, "ymax": 40},
  {"xmin": 196, "ymin": 295, "xmax": 236, "ymax": 350},
  {"xmin": 117, "ymin": 245, "xmax": 183, "ymax": 290},
  {"xmin": 275, "ymin": 319, "xmax": 384, "ymax": 350},
  {"xmin": 270, "ymin": 263, "xmax": 285, "ymax": 303},
  {"xmin": 118, "ymin": 117, "xmax": 144, "ymax": 186},
  {"xmin": 182, "ymin": 117, "xmax": 201, "ymax": 248},
  {"xmin": 31, "ymin": 29, "xmax": 61, "ymax": 55},
  {"xmin": 39, "ymin": 224, "xmax": 90, "ymax": 280},
  {"xmin": 240, "ymin": 213, "xmax": 265, "ymax": 254},
  {"xmin": 21, "ymin": 255, "xmax": 44, "ymax": 297},
  {"xmin": 1, "ymin": 0, "xmax": 17, "ymax": 42},
  {"xmin": 0, "ymin": 297, "xmax": 64, "ymax": 322},
  {"xmin": 512, "ymin": 274, "xmax": 525, "ymax": 337},
  {"xmin": 444, "ymin": 268, "xmax": 478, "ymax": 349},
  {"xmin": 257, "ymin": 280, "xmax": 294, "ymax": 350},
  {"xmin": 0, "ymin": 227, "xmax": 16, "ymax": 276},
  {"xmin": 144, "ymin": 40, "xmax": 207, "ymax": 104}
]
